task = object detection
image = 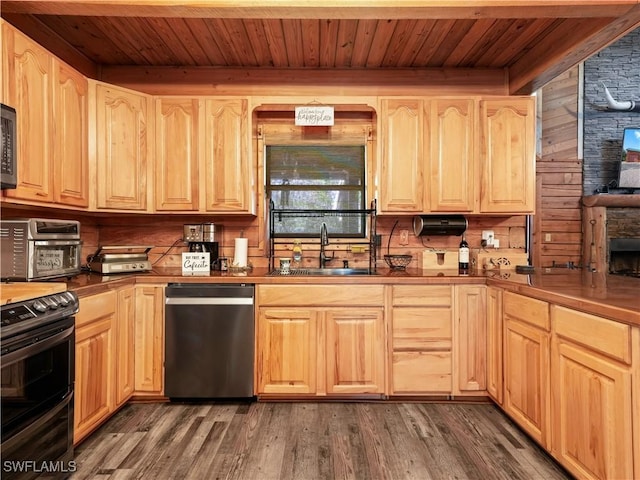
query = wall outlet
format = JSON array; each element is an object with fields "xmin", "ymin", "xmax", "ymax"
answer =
[
  {"xmin": 482, "ymin": 230, "xmax": 495, "ymax": 246},
  {"xmin": 399, "ymin": 229, "xmax": 409, "ymax": 245}
]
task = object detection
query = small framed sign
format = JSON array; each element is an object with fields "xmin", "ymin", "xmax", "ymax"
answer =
[
  {"xmin": 182, "ymin": 252, "xmax": 210, "ymax": 276},
  {"xmin": 294, "ymin": 106, "xmax": 334, "ymax": 126}
]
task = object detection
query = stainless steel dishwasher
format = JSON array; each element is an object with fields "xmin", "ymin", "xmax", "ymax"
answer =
[{"xmin": 164, "ymin": 283, "xmax": 255, "ymax": 399}]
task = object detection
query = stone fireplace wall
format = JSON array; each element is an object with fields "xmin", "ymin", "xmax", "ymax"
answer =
[
  {"xmin": 607, "ymin": 208, "xmax": 640, "ymax": 274},
  {"xmin": 582, "ymin": 201, "xmax": 640, "ymax": 274},
  {"xmin": 583, "ymin": 27, "xmax": 640, "ymax": 195},
  {"xmin": 607, "ymin": 208, "xmax": 640, "ymax": 239}
]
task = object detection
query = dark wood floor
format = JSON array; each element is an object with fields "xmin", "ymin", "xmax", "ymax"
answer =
[{"xmin": 72, "ymin": 401, "xmax": 572, "ymax": 480}]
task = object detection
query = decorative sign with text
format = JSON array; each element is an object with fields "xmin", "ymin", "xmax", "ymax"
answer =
[
  {"xmin": 182, "ymin": 252, "xmax": 210, "ymax": 276},
  {"xmin": 294, "ymin": 106, "xmax": 334, "ymax": 126}
]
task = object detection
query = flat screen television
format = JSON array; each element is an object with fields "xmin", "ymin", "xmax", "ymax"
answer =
[{"xmin": 618, "ymin": 127, "xmax": 640, "ymax": 189}]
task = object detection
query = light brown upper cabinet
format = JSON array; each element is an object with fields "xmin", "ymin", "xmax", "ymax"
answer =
[
  {"xmin": 154, "ymin": 97, "xmax": 199, "ymax": 211},
  {"xmin": 428, "ymin": 98, "xmax": 476, "ymax": 212},
  {"xmin": 378, "ymin": 96, "xmax": 533, "ymax": 215},
  {"xmin": 156, "ymin": 97, "xmax": 254, "ymax": 214},
  {"xmin": 94, "ymin": 82, "xmax": 151, "ymax": 211},
  {"xmin": 479, "ymin": 98, "xmax": 535, "ymax": 214},
  {"xmin": 54, "ymin": 61, "xmax": 89, "ymax": 207},
  {"xmin": 2, "ymin": 24, "xmax": 54, "ymax": 203},
  {"xmin": 378, "ymin": 98, "xmax": 425, "ymax": 213},
  {"xmin": 202, "ymin": 98, "xmax": 254, "ymax": 214},
  {"xmin": 2, "ymin": 23, "xmax": 89, "ymax": 208}
]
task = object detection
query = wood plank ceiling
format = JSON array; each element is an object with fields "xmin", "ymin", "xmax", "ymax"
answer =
[{"xmin": 2, "ymin": 1, "xmax": 640, "ymax": 95}]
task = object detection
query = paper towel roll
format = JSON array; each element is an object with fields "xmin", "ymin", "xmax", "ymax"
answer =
[{"xmin": 233, "ymin": 238, "xmax": 249, "ymax": 267}]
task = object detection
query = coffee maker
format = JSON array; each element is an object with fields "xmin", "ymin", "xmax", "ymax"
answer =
[{"xmin": 183, "ymin": 223, "xmax": 220, "ymax": 270}]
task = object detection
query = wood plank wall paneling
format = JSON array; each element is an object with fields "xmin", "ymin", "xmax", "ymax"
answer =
[
  {"xmin": 534, "ymin": 66, "xmax": 582, "ymax": 268},
  {"xmin": 0, "ymin": 206, "xmax": 525, "ymax": 271},
  {"xmin": 88, "ymin": 215, "xmax": 526, "ymax": 271}
]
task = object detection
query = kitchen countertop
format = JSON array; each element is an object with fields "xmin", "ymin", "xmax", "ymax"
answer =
[{"xmin": 60, "ymin": 267, "xmax": 640, "ymax": 327}]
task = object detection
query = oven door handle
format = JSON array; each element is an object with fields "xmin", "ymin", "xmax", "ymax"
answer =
[
  {"xmin": 2, "ymin": 324, "xmax": 74, "ymax": 366},
  {"xmin": 1, "ymin": 391, "xmax": 72, "ymax": 450}
]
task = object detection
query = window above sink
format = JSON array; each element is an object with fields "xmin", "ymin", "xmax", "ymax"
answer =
[{"xmin": 266, "ymin": 144, "xmax": 367, "ymax": 238}]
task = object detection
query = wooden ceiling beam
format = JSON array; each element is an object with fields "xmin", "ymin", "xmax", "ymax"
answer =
[
  {"xmin": 509, "ymin": 5, "xmax": 640, "ymax": 94},
  {"xmin": 97, "ymin": 66, "xmax": 509, "ymax": 96},
  {"xmin": 1, "ymin": 0, "xmax": 637, "ymax": 20}
]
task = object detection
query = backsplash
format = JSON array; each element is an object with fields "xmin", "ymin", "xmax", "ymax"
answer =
[{"xmin": 1, "ymin": 206, "xmax": 527, "ymax": 270}]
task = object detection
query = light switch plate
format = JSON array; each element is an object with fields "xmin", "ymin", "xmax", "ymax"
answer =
[{"xmin": 399, "ymin": 229, "xmax": 409, "ymax": 245}]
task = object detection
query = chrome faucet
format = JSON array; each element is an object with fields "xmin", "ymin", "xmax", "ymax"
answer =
[{"xmin": 319, "ymin": 222, "xmax": 335, "ymax": 268}]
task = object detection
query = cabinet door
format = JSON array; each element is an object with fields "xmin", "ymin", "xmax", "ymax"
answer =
[
  {"xmin": 115, "ymin": 286, "xmax": 135, "ymax": 406},
  {"xmin": 257, "ymin": 308, "xmax": 317, "ymax": 394},
  {"xmin": 74, "ymin": 291, "xmax": 116, "ymax": 444},
  {"xmin": 155, "ymin": 97, "xmax": 199, "ymax": 211},
  {"xmin": 134, "ymin": 285, "xmax": 164, "ymax": 395},
  {"xmin": 203, "ymin": 98, "xmax": 252, "ymax": 213},
  {"xmin": 456, "ymin": 285, "xmax": 486, "ymax": 392},
  {"xmin": 503, "ymin": 317, "xmax": 550, "ymax": 447},
  {"xmin": 486, "ymin": 286, "xmax": 503, "ymax": 403},
  {"xmin": 551, "ymin": 305, "xmax": 635, "ymax": 480},
  {"xmin": 551, "ymin": 339, "xmax": 633, "ymax": 480},
  {"xmin": 95, "ymin": 83, "xmax": 150, "ymax": 210},
  {"xmin": 429, "ymin": 99, "xmax": 476, "ymax": 212},
  {"xmin": 325, "ymin": 308, "xmax": 385, "ymax": 394},
  {"xmin": 2, "ymin": 25, "xmax": 54, "ymax": 202},
  {"xmin": 54, "ymin": 60, "xmax": 88, "ymax": 207},
  {"xmin": 480, "ymin": 98, "xmax": 535, "ymax": 213},
  {"xmin": 378, "ymin": 98, "xmax": 425, "ymax": 213}
]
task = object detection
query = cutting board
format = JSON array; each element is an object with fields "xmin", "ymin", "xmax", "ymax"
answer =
[{"xmin": 1, "ymin": 282, "xmax": 67, "ymax": 305}]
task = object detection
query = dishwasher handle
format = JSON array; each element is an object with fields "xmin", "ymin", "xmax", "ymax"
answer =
[{"xmin": 166, "ymin": 297, "xmax": 253, "ymax": 306}]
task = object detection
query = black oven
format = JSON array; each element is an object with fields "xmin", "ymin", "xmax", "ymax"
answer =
[{"xmin": 1, "ymin": 291, "xmax": 78, "ymax": 479}]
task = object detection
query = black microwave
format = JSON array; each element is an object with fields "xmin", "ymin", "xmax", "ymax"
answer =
[{"xmin": 1, "ymin": 103, "xmax": 17, "ymax": 190}]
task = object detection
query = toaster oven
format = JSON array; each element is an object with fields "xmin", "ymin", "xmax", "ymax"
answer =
[{"xmin": 0, "ymin": 218, "xmax": 82, "ymax": 281}]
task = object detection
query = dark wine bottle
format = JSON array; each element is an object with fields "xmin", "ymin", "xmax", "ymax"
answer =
[{"xmin": 459, "ymin": 234, "xmax": 470, "ymax": 274}]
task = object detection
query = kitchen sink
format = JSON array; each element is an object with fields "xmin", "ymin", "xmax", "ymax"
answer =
[{"xmin": 268, "ymin": 268, "xmax": 378, "ymax": 276}]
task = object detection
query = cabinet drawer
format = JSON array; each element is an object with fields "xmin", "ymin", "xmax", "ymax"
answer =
[
  {"xmin": 392, "ymin": 352, "xmax": 452, "ymax": 393},
  {"xmin": 392, "ymin": 307, "xmax": 452, "ymax": 350},
  {"xmin": 258, "ymin": 285, "xmax": 383, "ymax": 306},
  {"xmin": 76, "ymin": 290, "xmax": 117, "ymax": 328},
  {"xmin": 552, "ymin": 305, "xmax": 631, "ymax": 364},
  {"xmin": 392, "ymin": 285, "xmax": 452, "ymax": 306},
  {"xmin": 504, "ymin": 291, "xmax": 549, "ymax": 331}
]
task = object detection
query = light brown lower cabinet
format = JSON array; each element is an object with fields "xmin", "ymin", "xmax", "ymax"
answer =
[
  {"xmin": 256, "ymin": 285, "xmax": 385, "ymax": 396},
  {"xmin": 75, "ymin": 283, "xmax": 163, "ymax": 444},
  {"xmin": 257, "ymin": 307, "xmax": 318, "ymax": 394},
  {"xmin": 74, "ymin": 290, "xmax": 116, "ymax": 444},
  {"xmin": 550, "ymin": 305, "xmax": 637, "ymax": 480},
  {"xmin": 134, "ymin": 284, "xmax": 165, "ymax": 396},
  {"xmin": 455, "ymin": 285, "xmax": 487, "ymax": 393},
  {"xmin": 115, "ymin": 286, "xmax": 135, "ymax": 406},
  {"xmin": 486, "ymin": 286, "xmax": 503, "ymax": 403},
  {"xmin": 502, "ymin": 291, "xmax": 550, "ymax": 448},
  {"xmin": 390, "ymin": 285, "xmax": 453, "ymax": 394}
]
